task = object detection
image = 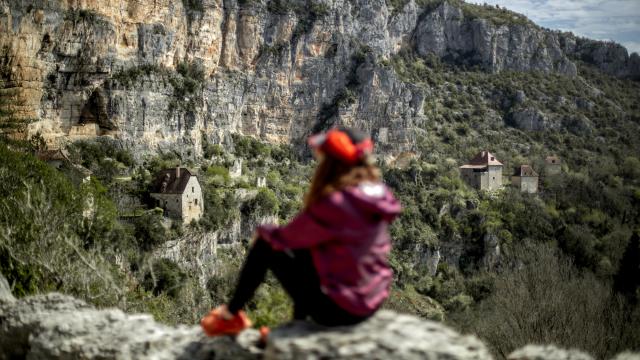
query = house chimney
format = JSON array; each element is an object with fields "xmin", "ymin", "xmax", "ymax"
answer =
[{"xmin": 176, "ymin": 165, "xmax": 180, "ymax": 179}]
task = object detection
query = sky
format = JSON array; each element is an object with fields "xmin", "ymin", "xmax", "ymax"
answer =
[{"xmin": 469, "ymin": 0, "xmax": 640, "ymax": 55}]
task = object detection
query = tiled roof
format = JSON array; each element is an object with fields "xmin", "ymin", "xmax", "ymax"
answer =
[
  {"xmin": 151, "ymin": 168, "xmax": 195, "ymax": 194},
  {"xmin": 513, "ymin": 165, "xmax": 539, "ymax": 177},
  {"xmin": 462, "ymin": 151, "xmax": 503, "ymax": 167},
  {"xmin": 35, "ymin": 149, "xmax": 70, "ymax": 162},
  {"xmin": 459, "ymin": 164, "xmax": 488, "ymax": 169}
]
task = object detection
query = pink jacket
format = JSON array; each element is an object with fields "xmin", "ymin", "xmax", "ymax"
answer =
[{"xmin": 257, "ymin": 182, "xmax": 401, "ymax": 316}]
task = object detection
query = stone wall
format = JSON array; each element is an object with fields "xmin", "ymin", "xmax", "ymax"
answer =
[
  {"xmin": 486, "ymin": 165, "xmax": 502, "ymax": 191},
  {"xmin": 151, "ymin": 192, "xmax": 183, "ymax": 219},
  {"xmin": 512, "ymin": 175, "xmax": 538, "ymax": 193},
  {"xmin": 181, "ymin": 176, "xmax": 204, "ymax": 224}
]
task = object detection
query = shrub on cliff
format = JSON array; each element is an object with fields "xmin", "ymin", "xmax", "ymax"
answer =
[
  {"xmin": 0, "ymin": 144, "xmax": 126, "ymax": 305},
  {"xmin": 200, "ymin": 188, "xmax": 239, "ymax": 232},
  {"xmin": 242, "ymin": 188, "xmax": 280, "ymax": 217},
  {"xmin": 232, "ymin": 134, "xmax": 271, "ymax": 159},
  {"xmin": 67, "ymin": 139, "xmax": 134, "ymax": 184},
  {"xmin": 133, "ymin": 211, "xmax": 167, "ymax": 251},
  {"xmin": 142, "ymin": 258, "xmax": 186, "ymax": 298},
  {"xmin": 182, "ymin": 0, "xmax": 204, "ymax": 12}
]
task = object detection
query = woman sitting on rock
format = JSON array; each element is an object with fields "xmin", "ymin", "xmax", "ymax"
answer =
[{"xmin": 200, "ymin": 127, "xmax": 401, "ymax": 335}]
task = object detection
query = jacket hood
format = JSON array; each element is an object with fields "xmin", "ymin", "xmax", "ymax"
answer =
[{"xmin": 343, "ymin": 182, "xmax": 402, "ymax": 222}]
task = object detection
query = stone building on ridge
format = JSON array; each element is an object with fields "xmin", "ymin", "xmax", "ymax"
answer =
[
  {"xmin": 460, "ymin": 151, "xmax": 503, "ymax": 191},
  {"xmin": 511, "ymin": 165, "xmax": 539, "ymax": 193},
  {"xmin": 150, "ymin": 166, "xmax": 203, "ymax": 224},
  {"xmin": 545, "ymin": 156, "xmax": 562, "ymax": 176}
]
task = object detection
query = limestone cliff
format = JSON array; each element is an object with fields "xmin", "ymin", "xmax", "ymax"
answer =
[{"xmin": 0, "ymin": 0, "xmax": 637, "ymax": 155}]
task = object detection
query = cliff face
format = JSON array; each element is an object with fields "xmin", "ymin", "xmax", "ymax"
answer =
[
  {"xmin": 0, "ymin": 0, "xmax": 637, "ymax": 155},
  {"xmin": 413, "ymin": 2, "xmax": 577, "ymax": 75}
]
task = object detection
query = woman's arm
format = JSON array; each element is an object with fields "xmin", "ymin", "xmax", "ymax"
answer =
[{"xmin": 256, "ymin": 201, "xmax": 337, "ymax": 250}]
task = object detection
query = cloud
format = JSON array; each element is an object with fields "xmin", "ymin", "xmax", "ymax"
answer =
[
  {"xmin": 468, "ymin": 0, "xmax": 640, "ymax": 54},
  {"xmin": 621, "ymin": 41, "xmax": 640, "ymax": 55}
]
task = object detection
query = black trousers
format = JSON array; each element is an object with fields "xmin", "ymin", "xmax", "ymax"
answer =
[{"xmin": 228, "ymin": 238, "xmax": 367, "ymax": 326}]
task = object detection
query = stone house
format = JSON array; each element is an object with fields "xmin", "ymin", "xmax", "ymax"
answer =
[
  {"xmin": 150, "ymin": 166, "xmax": 203, "ymax": 224},
  {"xmin": 36, "ymin": 149, "xmax": 92, "ymax": 184},
  {"xmin": 460, "ymin": 151, "xmax": 503, "ymax": 191},
  {"xmin": 35, "ymin": 149, "xmax": 70, "ymax": 169},
  {"xmin": 545, "ymin": 156, "xmax": 562, "ymax": 175},
  {"xmin": 511, "ymin": 165, "xmax": 539, "ymax": 193}
]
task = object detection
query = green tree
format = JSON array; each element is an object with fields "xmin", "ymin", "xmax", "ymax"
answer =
[
  {"xmin": 242, "ymin": 188, "xmax": 279, "ymax": 217},
  {"xmin": 133, "ymin": 211, "xmax": 167, "ymax": 251},
  {"xmin": 142, "ymin": 258, "xmax": 186, "ymax": 298}
]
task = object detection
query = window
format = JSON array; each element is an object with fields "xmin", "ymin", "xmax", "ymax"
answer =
[
  {"xmin": 192, "ymin": 187, "xmax": 194, "ymax": 193},
  {"xmin": 491, "ymin": 157, "xmax": 495, "ymax": 161},
  {"xmin": 176, "ymin": 199, "xmax": 178, "ymax": 203},
  {"xmin": 195, "ymin": 199, "xmax": 198, "ymax": 205}
]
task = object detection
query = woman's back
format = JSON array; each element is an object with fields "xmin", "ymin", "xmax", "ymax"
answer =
[{"xmin": 259, "ymin": 181, "xmax": 401, "ymax": 316}]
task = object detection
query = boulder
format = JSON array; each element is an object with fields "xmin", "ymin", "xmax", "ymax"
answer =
[
  {"xmin": 265, "ymin": 311, "xmax": 492, "ymax": 360},
  {"xmin": 0, "ymin": 293, "xmax": 258, "ymax": 360},
  {"xmin": 575, "ymin": 98, "xmax": 594, "ymax": 111},
  {"xmin": 508, "ymin": 345, "xmax": 594, "ymax": 360},
  {"xmin": 482, "ymin": 232, "xmax": 501, "ymax": 270},
  {"xmin": 0, "ymin": 274, "xmax": 14, "ymax": 304},
  {"xmin": 507, "ymin": 108, "xmax": 552, "ymax": 131},
  {"xmin": 565, "ymin": 114, "xmax": 594, "ymax": 135},
  {"xmin": 611, "ymin": 352, "xmax": 640, "ymax": 360},
  {"xmin": 0, "ymin": 291, "xmax": 493, "ymax": 360},
  {"xmin": 2, "ymin": 287, "xmax": 621, "ymax": 360},
  {"xmin": 514, "ymin": 90, "xmax": 527, "ymax": 104}
]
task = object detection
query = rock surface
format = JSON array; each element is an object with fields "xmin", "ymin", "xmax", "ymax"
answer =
[
  {"xmin": 0, "ymin": 277, "xmax": 638, "ymax": 360},
  {"xmin": 611, "ymin": 352, "xmax": 640, "ymax": 360},
  {"xmin": 507, "ymin": 108, "xmax": 554, "ymax": 131},
  {"xmin": 266, "ymin": 311, "xmax": 491, "ymax": 360},
  {"xmin": 0, "ymin": 289, "xmax": 493, "ymax": 360},
  {"xmin": 1, "ymin": 0, "xmax": 637, "ymax": 155},
  {"xmin": 508, "ymin": 345, "xmax": 594, "ymax": 360},
  {"xmin": 414, "ymin": 2, "xmax": 576, "ymax": 76},
  {"xmin": 0, "ymin": 292, "xmax": 259, "ymax": 360},
  {"xmin": 0, "ymin": 275, "xmax": 14, "ymax": 304}
]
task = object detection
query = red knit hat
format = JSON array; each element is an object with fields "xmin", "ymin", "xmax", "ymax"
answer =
[{"xmin": 307, "ymin": 127, "xmax": 374, "ymax": 165}]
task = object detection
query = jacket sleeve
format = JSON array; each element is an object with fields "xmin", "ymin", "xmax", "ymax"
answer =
[{"xmin": 256, "ymin": 206, "xmax": 335, "ymax": 250}]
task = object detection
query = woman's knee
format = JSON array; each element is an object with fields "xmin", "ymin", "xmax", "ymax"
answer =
[{"xmin": 251, "ymin": 237, "xmax": 273, "ymax": 253}]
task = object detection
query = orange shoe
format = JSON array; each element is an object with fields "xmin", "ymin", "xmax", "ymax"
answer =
[
  {"xmin": 258, "ymin": 325, "xmax": 270, "ymax": 348},
  {"xmin": 200, "ymin": 307, "xmax": 252, "ymax": 336}
]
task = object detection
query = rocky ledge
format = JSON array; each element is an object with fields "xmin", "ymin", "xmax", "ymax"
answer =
[{"xmin": 0, "ymin": 275, "xmax": 633, "ymax": 360}]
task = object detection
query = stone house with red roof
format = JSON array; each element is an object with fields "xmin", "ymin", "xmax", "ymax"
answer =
[
  {"xmin": 150, "ymin": 166, "xmax": 203, "ymax": 224},
  {"xmin": 460, "ymin": 151, "xmax": 503, "ymax": 191},
  {"xmin": 511, "ymin": 165, "xmax": 539, "ymax": 193}
]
